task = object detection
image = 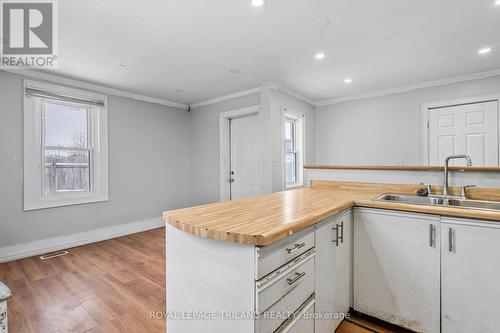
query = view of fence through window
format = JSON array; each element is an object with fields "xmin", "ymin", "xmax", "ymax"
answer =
[{"xmin": 42, "ymin": 100, "xmax": 91, "ymax": 194}]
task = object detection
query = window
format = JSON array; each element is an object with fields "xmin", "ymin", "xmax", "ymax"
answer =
[
  {"xmin": 285, "ymin": 118, "xmax": 298, "ymax": 184},
  {"xmin": 284, "ymin": 110, "xmax": 304, "ymax": 188},
  {"xmin": 24, "ymin": 80, "xmax": 109, "ymax": 210}
]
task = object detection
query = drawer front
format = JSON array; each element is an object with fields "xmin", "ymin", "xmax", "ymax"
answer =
[
  {"xmin": 275, "ymin": 296, "xmax": 315, "ymax": 333},
  {"xmin": 257, "ymin": 227, "xmax": 314, "ymax": 280},
  {"xmin": 256, "ymin": 250, "xmax": 314, "ymax": 313},
  {"xmin": 256, "ymin": 281, "xmax": 313, "ymax": 333}
]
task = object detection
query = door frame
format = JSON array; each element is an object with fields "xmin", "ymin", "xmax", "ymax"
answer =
[
  {"xmin": 219, "ymin": 106, "xmax": 262, "ymax": 201},
  {"xmin": 420, "ymin": 93, "xmax": 500, "ymax": 166}
]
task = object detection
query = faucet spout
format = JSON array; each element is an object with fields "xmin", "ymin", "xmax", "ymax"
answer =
[{"xmin": 443, "ymin": 154, "xmax": 472, "ymax": 197}]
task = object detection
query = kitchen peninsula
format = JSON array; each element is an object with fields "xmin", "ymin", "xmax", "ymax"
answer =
[{"xmin": 164, "ymin": 175, "xmax": 500, "ymax": 333}]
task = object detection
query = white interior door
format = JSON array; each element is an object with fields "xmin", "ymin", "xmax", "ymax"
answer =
[
  {"xmin": 428, "ymin": 101, "xmax": 498, "ymax": 166},
  {"xmin": 229, "ymin": 114, "xmax": 261, "ymax": 200}
]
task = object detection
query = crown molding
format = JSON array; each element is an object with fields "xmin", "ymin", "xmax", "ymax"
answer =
[
  {"xmin": 316, "ymin": 69, "xmax": 500, "ymax": 107},
  {"xmin": 267, "ymin": 83, "xmax": 316, "ymax": 106},
  {"xmin": 189, "ymin": 83, "xmax": 316, "ymax": 110},
  {"xmin": 189, "ymin": 87, "xmax": 261, "ymax": 109},
  {"xmin": 1, "ymin": 69, "xmax": 189, "ymax": 110}
]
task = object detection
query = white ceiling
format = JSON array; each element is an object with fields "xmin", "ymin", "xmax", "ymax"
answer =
[{"xmin": 52, "ymin": 0, "xmax": 500, "ymax": 105}]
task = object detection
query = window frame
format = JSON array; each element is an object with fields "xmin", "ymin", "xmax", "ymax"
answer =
[
  {"xmin": 283, "ymin": 108, "xmax": 305, "ymax": 189},
  {"xmin": 284, "ymin": 117, "xmax": 298, "ymax": 185},
  {"xmin": 23, "ymin": 80, "xmax": 109, "ymax": 211}
]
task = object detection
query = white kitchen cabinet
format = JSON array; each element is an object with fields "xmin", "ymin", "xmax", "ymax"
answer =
[
  {"xmin": 441, "ymin": 218, "xmax": 500, "ymax": 333},
  {"xmin": 353, "ymin": 208, "xmax": 440, "ymax": 333},
  {"xmin": 315, "ymin": 209, "xmax": 352, "ymax": 333}
]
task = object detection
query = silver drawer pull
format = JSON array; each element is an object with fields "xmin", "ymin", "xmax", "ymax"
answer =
[
  {"xmin": 286, "ymin": 242, "xmax": 306, "ymax": 254},
  {"xmin": 287, "ymin": 271, "xmax": 306, "ymax": 285}
]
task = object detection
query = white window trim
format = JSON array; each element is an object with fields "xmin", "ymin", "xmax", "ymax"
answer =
[
  {"xmin": 282, "ymin": 108, "xmax": 305, "ymax": 189},
  {"xmin": 23, "ymin": 80, "xmax": 109, "ymax": 211},
  {"xmin": 420, "ymin": 93, "xmax": 500, "ymax": 166}
]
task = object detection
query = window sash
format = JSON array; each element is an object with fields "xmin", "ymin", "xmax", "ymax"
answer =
[
  {"xmin": 285, "ymin": 117, "xmax": 299, "ymax": 185},
  {"xmin": 41, "ymin": 98, "xmax": 92, "ymax": 150},
  {"xmin": 41, "ymin": 97, "xmax": 93, "ymax": 195}
]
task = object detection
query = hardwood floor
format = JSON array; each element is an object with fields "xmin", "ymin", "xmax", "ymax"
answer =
[
  {"xmin": 1, "ymin": 227, "xmax": 406, "ymax": 333},
  {"xmin": 337, "ymin": 312, "xmax": 414, "ymax": 333},
  {"xmin": 0, "ymin": 228, "xmax": 166, "ymax": 333}
]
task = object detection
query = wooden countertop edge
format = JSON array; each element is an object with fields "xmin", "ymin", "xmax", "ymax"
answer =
[
  {"xmin": 164, "ymin": 201, "xmax": 356, "ymax": 246},
  {"xmin": 304, "ymin": 164, "xmax": 500, "ymax": 172},
  {"xmin": 164, "ymin": 198, "xmax": 500, "ymax": 246}
]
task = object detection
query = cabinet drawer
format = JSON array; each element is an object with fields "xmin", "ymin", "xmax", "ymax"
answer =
[
  {"xmin": 275, "ymin": 295, "xmax": 315, "ymax": 333},
  {"xmin": 256, "ymin": 248, "xmax": 314, "ymax": 313},
  {"xmin": 256, "ymin": 275, "xmax": 313, "ymax": 333},
  {"xmin": 256, "ymin": 227, "xmax": 314, "ymax": 280}
]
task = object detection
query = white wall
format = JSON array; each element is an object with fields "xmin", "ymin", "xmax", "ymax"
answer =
[
  {"xmin": 0, "ymin": 70, "xmax": 191, "ymax": 249},
  {"xmin": 315, "ymin": 75, "xmax": 500, "ymax": 166},
  {"xmin": 188, "ymin": 85, "xmax": 317, "ymax": 205},
  {"xmin": 269, "ymin": 88, "xmax": 316, "ymax": 191},
  {"xmin": 189, "ymin": 93, "xmax": 261, "ymax": 205}
]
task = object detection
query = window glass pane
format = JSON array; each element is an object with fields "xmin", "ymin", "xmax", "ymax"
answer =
[
  {"xmin": 285, "ymin": 152, "xmax": 297, "ymax": 184},
  {"xmin": 43, "ymin": 149, "xmax": 90, "ymax": 194},
  {"xmin": 285, "ymin": 120, "xmax": 295, "ymax": 152},
  {"xmin": 285, "ymin": 121, "xmax": 292, "ymax": 141},
  {"xmin": 44, "ymin": 101, "xmax": 88, "ymax": 148}
]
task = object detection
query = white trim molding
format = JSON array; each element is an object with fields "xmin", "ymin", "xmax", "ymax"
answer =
[
  {"xmin": 317, "ymin": 69, "xmax": 500, "ymax": 106},
  {"xmin": 282, "ymin": 107, "xmax": 306, "ymax": 189},
  {"xmin": 267, "ymin": 83, "xmax": 316, "ymax": 106},
  {"xmin": 190, "ymin": 87, "xmax": 261, "ymax": 109},
  {"xmin": 1, "ymin": 69, "xmax": 189, "ymax": 110},
  {"xmin": 190, "ymin": 83, "xmax": 316, "ymax": 110},
  {"xmin": 23, "ymin": 79, "xmax": 110, "ymax": 210},
  {"xmin": 420, "ymin": 93, "xmax": 500, "ymax": 165},
  {"xmin": 0, "ymin": 217, "xmax": 164, "ymax": 263}
]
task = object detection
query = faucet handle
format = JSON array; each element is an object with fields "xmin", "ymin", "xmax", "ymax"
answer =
[
  {"xmin": 417, "ymin": 183, "xmax": 432, "ymax": 196},
  {"xmin": 419, "ymin": 183, "xmax": 432, "ymax": 193},
  {"xmin": 460, "ymin": 185, "xmax": 476, "ymax": 199}
]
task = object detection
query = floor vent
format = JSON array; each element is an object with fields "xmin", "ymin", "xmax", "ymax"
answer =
[{"xmin": 39, "ymin": 250, "xmax": 69, "ymax": 260}]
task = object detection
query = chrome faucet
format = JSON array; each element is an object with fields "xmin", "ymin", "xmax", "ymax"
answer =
[{"xmin": 443, "ymin": 154, "xmax": 472, "ymax": 197}]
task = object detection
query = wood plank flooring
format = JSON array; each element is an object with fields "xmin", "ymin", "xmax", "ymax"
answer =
[
  {"xmin": 0, "ymin": 228, "xmax": 166, "ymax": 333},
  {"xmin": 1, "ymin": 228, "xmax": 406, "ymax": 333}
]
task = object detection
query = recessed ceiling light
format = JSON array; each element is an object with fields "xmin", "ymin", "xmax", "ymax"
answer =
[
  {"xmin": 229, "ymin": 69, "xmax": 240, "ymax": 74},
  {"xmin": 315, "ymin": 52, "xmax": 325, "ymax": 60},
  {"xmin": 313, "ymin": 17, "xmax": 330, "ymax": 28},
  {"xmin": 478, "ymin": 47, "xmax": 492, "ymax": 55},
  {"xmin": 495, "ymin": 0, "xmax": 500, "ymax": 6},
  {"xmin": 344, "ymin": 78, "xmax": 353, "ymax": 84},
  {"xmin": 251, "ymin": 0, "xmax": 265, "ymax": 7}
]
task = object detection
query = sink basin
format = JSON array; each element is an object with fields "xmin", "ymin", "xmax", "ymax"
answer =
[{"xmin": 375, "ymin": 193, "xmax": 500, "ymax": 212}]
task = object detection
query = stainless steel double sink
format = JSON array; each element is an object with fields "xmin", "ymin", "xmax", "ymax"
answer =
[{"xmin": 375, "ymin": 193, "xmax": 500, "ymax": 212}]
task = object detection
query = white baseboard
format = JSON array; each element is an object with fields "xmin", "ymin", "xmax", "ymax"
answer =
[{"xmin": 0, "ymin": 217, "xmax": 164, "ymax": 263}]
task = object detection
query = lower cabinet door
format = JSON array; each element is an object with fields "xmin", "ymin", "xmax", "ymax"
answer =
[
  {"xmin": 333, "ymin": 210, "xmax": 352, "ymax": 322},
  {"xmin": 314, "ymin": 218, "xmax": 337, "ymax": 333},
  {"xmin": 315, "ymin": 210, "xmax": 352, "ymax": 333},
  {"xmin": 354, "ymin": 209, "xmax": 440, "ymax": 333},
  {"xmin": 442, "ymin": 219, "xmax": 500, "ymax": 333}
]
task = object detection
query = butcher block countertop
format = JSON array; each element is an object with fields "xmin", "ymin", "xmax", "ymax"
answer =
[{"xmin": 163, "ymin": 181, "xmax": 500, "ymax": 246}]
